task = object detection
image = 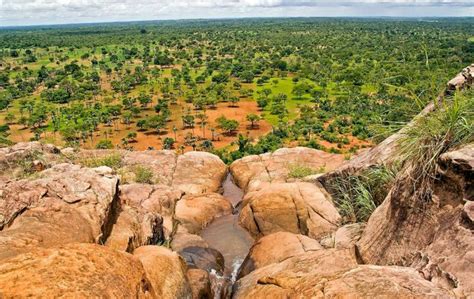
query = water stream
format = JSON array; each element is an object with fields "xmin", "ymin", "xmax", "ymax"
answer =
[{"xmin": 200, "ymin": 174, "xmax": 254, "ymax": 298}]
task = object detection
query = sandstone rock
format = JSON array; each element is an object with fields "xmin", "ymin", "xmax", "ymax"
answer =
[
  {"xmin": 0, "ymin": 243, "xmax": 155, "ymax": 298},
  {"xmin": 175, "ymin": 193, "xmax": 233, "ymax": 234},
  {"xmin": 230, "ymin": 147, "xmax": 344, "ymax": 192},
  {"xmin": 122, "ymin": 150, "xmax": 177, "ymax": 185},
  {"xmin": 320, "ymin": 223, "xmax": 365, "ymax": 249},
  {"xmin": 238, "ymin": 232, "xmax": 322, "ymax": 279},
  {"xmin": 75, "ymin": 149, "xmax": 177, "ymax": 184},
  {"xmin": 357, "ymin": 144, "xmax": 474, "ymax": 297},
  {"xmin": 179, "ymin": 246, "xmax": 225, "ymax": 275},
  {"xmin": 447, "ymin": 63, "xmax": 474, "ymax": 93},
  {"xmin": 0, "ymin": 206, "xmax": 94, "ymax": 260},
  {"xmin": 120, "ymin": 183, "xmax": 183, "ymax": 238},
  {"xmin": 233, "ymin": 248, "xmax": 453, "ymax": 298},
  {"xmin": 172, "ymin": 151, "xmax": 227, "ymax": 195},
  {"xmin": 134, "ymin": 245, "xmax": 192, "ymax": 299},
  {"xmin": 187, "ymin": 268, "xmax": 213, "ymax": 299},
  {"xmin": 0, "ymin": 164, "xmax": 119, "ymax": 259},
  {"xmin": 239, "ymin": 182, "xmax": 340, "ymax": 239},
  {"xmin": 105, "ymin": 205, "xmax": 164, "ymax": 252},
  {"xmin": 171, "ymin": 232, "xmax": 209, "ymax": 252}
]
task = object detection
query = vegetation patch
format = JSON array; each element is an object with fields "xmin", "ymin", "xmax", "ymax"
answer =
[
  {"xmin": 287, "ymin": 163, "xmax": 325, "ymax": 179},
  {"xmin": 327, "ymin": 165, "xmax": 398, "ymax": 223},
  {"xmin": 396, "ymin": 90, "xmax": 473, "ymax": 187},
  {"xmin": 80, "ymin": 153, "xmax": 123, "ymax": 170},
  {"xmin": 132, "ymin": 165, "xmax": 155, "ymax": 184}
]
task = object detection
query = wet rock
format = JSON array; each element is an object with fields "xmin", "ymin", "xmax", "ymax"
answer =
[
  {"xmin": 230, "ymin": 147, "xmax": 344, "ymax": 192},
  {"xmin": 179, "ymin": 246, "xmax": 225, "ymax": 275},
  {"xmin": 175, "ymin": 193, "xmax": 233, "ymax": 234},
  {"xmin": 134, "ymin": 245, "xmax": 192, "ymax": 299},
  {"xmin": 172, "ymin": 151, "xmax": 227, "ymax": 195},
  {"xmin": 233, "ymin": 248, "xmax": 453, "ymax": 298},
  {"xmin": 171, "ymin": 233, "xmax": 209, "ymax": 252},
  {"xmin": 187, "ymin": 268, "xmax": 213, "ymax": 299},
  {"xmin": 239, "ymin": 182, "xmax": 340, "ymax": 239},
  {"xmin": 238, "ymin": 232, "xmax": 322, "ymax": 279},
  {"xmin": 0, "ymin": 243, "xmax": 155, "ymax": 298}
]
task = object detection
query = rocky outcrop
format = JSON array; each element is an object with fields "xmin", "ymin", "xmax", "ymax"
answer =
[
  {"xmin": 134, "ymin": 245, "xmax": 192, "ymax": 299},
  {"xmin": 71, "ymin": 149, "xmax": 227, "ymax": 194},
  {"xmin": 120, "ymin": 183, "xmax": 183, "ymax": 239},
  {"xmin": 0, "ymin": 164, "xmax": 119, "ymax": 259},
  {"xmin": 0, "ymin": 243, "xmax": 155, "ymax": 298},
  {"xmin": 357, "ymin": 143, "xmax": 474, "ymax": 297},
  {"xmin": 175, "ymin": 193, "xmax": 233, "ymax": 234},
  {"xmin": 239, "ymin": 182, "xmax": 341, "ymax": 239},
  {"xmin": 233, "ymin": 248, "xmax": 454, "ymax": 298},
  {"xmin": 320, "ymin": 223, "xmax": 365, "ymax": 249},
  {"xmin": 0, "ymin": 141, "xmax": 61, "ymax": 179},
  {"xmin": 237, "ymin": 232, "xmax": 322, "ymax": 278},
  {"xmin": 105, "ymin": 205, "xmax": 164, "ymax": 252},
  {"xmin": 172, "ymin": 151, "xmax": 227, "ymax": 195},
  {"xmin": 230, "ymin": 147, "xmax": 344, "ymax": 192}
]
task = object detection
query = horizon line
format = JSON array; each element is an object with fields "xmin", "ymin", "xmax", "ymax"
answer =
[{"xmin": 1, "ymin": 15, "xmax": 473, "ymax": 29}]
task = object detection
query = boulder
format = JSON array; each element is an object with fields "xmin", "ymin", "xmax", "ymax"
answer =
[
  {"xmin": 0, "ymin": 206, "xmax": 94, "ymax": 260},
  {"xmin": 232, "ymin": 248, "xmax": 454, "ymax": 298},
  {"xmin": 237, "ymin": 232, "xmax": 322, "ymax": 279},
  {"xmin": 122, "ymin": 150, "xmax": 177, "ymax": 185},
  {"xmin": 171, "ymin": 232, "xmax": 209, "ymax": 252},
  {"xmin": 0, "ymin": 243, "xmax": 155, "ymax": 298},
  {"xmin": 175, "ymin": 193, "xmax": 233, "ymax": 234},
  {"xmin": 134, "ymin": 245, "xmax": 192, "ymax": 299},
  {"xmin": 239, "ymin": 182, "xmax": 340, "ymax": 239},
  {"xmin": 357, "ymin": 144, "xmax": 474, "ymax": 297},
  {"xmin": 0, "ymin": 164, "xmax": 119, "ymax": 259},
  {"xmin": 320, "ymin": 223, "xmax": 365, "ymax": 249},
  {"xmin": 120, "ymin": 183, "xmax": 183, "ymax": 238},
  {"xmin": 105, "ymin": 205, "xmax": 164, "ymax": 252},
  {"xmin": 179, "ymin": 246, "xmax": 225, "ymax": 275},
  {"xmin": 230, "ymin": 147, "xmax": 344, "ymax": 192},
  {"xmin": 172, "ymin": 151, "xmax": 227, "ymax": 195},
  {"xmin": 187, "ymin": 268, "xmax": 213, "ymax": 299}
]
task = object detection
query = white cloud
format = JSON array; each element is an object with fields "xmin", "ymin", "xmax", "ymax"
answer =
[{"xmin": 0, "ymin": 0, "xmax": 472, "ymax": 26}]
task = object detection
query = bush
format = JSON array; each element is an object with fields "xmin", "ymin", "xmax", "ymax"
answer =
[
  {"xmin": 396, "ymin": 90, "xmax": 473, "ymax": 187},
  {"xmin": 326, "ymin": 165, "xmax": 398, "ymax": 223},
  {"xmin": 96, "ymin": 139, "xmax": 113, "ymax": 149},
  {"xmin": 134, "ymin": 165, "xmax": 154, "ymax": 184}
]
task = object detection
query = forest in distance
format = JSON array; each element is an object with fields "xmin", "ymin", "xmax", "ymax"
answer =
[{"xmin": 0, "ymin": 17, "xmax": 473, "ymax": 163}]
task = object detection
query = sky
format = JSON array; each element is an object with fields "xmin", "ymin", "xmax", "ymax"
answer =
[{"xmin": 1, "ymin": 0, "xmax": 473, "ymax": 27}]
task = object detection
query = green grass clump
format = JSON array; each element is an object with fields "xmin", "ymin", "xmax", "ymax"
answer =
[
  {"xmin": 82, "ymin": 154, "xmax": 123, "ymax": 170},
  {"xmin": 133, "ymin": 165, "xmax": 154, "ymax": 184},
  {"xmin": 328, "ymin": 165, "xmax": 398, "ymax": 223},
  {"xmin": 288, "ymin": 163, "xmax": 325, "ymax": 179},
  {"xmin": 397, "ymin": 90, "xmax": 473, "ymax": 187}
]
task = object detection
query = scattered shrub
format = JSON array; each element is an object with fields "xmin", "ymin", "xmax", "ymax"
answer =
[{"xmin": 133, "ymin": 165, "xmax": 154, "ymax": 184}]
